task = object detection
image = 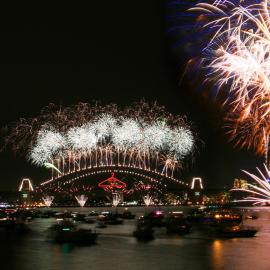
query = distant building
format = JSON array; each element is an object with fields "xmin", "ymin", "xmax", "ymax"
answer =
[{"xmin": 233, "ymin": 179, "xmax": 248, "ymax": 190}]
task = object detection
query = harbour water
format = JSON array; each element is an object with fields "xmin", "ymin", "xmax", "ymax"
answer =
[{"xmin": 1, "ymin": 206, "xmax": 270, "ymax": 270}]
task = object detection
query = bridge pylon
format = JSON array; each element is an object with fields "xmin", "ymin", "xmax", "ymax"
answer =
[
  {"xmin": 18, "ymin": 178, "xmax": 34, "ymax": 206},
  {"xmin": 188, "ymin": 177, "xmax": 204, "ymax": 205}
]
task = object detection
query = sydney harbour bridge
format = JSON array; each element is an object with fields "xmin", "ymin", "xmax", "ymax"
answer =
[
  {"xmin": 19, "ymin": 163, "xmax": 204, "ymax": 208},
  {"xmin": 8, "ymin": 101, "xmax": 198, "ymax": 206}
]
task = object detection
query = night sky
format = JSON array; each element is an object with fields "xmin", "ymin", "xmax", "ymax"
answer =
[{"xmin": 0, "ymin": 1, "xmax": 263, "ymax": 191}]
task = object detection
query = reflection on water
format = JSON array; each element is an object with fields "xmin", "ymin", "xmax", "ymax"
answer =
[
  {"xmin": 1, "ymin": 206, "xmax": 270, "ymax": 270},
  {"xmin": 212, "ymin": 240, "xmax": 223, "ymax": 269}
]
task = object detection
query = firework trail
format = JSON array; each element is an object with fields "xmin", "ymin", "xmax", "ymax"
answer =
[{"xmin": 44, "ymin": 162, "xmax": 62, "ymax": 175}]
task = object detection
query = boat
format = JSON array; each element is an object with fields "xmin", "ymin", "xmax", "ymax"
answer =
[
  {"xmin": 146, "ymin": 211, "xmax": 166, "ymax": 227},
  {"xmin": 71, "ymin": 212, "xmax": 86, "ymax": 222},
  {"xmin": 205, "ymin": 210, "xmax": 242, "ymax": 226},
  {"xmin": 88, "ymin": 211, "xmax": 99, "ymax": 216},
  {"xmin": 166, "ymin": 212, "xmax": 192, "ymax": 235},
  {"xmin": 0, "ymin": 209, "xmax": 16, "ymax": 228},
  {"xmin": 245, "ymin": 215, "xmax": 258, "ymax": 220},
  {"xmin": 98, "ymin": 212, "xmax": 123, "ymax": 225},
  {"xmin": 40, "ymin": 210, "xmax": 56, "ymax": 218},
  {"xmin": 54, "ymin": 211, "xmax": 72, "ymax": 220},
  {"xmin": 84, "ymin": 216, "xmax": 96, "ymax": 224},
  {"xmin": 84, "ymin": 211, "xmax": 99, "ymax": 223},
  {"xmin": 106, "ymin": 218, "xmax": 123, "ymax": 225},
  {"xmin": 187, "ymin": 207, "xmax": 207, "ymax": 222},
  {"xmin": 217, "ymin": 225, "xmax": 257, "ymax": 238},
  {"xmin": 49, "ymin": 220, "xmax": 98, "ymax": 245},
  {"xmin": 0, "ymin": 209, "xmax": 30, "ymax": 234},
  {"xmin": 120, "ymin": 209, "xmax": 136, "ymax": 220},
  {"xmin": 133, "ymin": 217, "xmax": 154, "ymax": 241}
]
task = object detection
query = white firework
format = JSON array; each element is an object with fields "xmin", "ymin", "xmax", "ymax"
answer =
[
  {"xmin": 112, "ymin": 192, "xmax": 121, "ymax": 207},
  {"xmin": 67, "ymin": 124, "xmax": 97, "ymax": 151},
  {"xmin": 42, "ymin": 195, "xmax": 54, "ymax": 207},
  {"xmin": 75, "ymin": 194, "xmax": 88, "ymax": 207},
  {"xmin": 29, "ymin": 113, "xmax": 194, "ymax": 177},
  {"xmin": 231, "ymin": 164, "xmax": 270, "ymax": 205},
  {"xmin": 191, "ymin": 0, "xmax": 270, "ymax": 113},
  {"xmin": 170, "ymin": 128, "xmax": 195, "ymax": 158},
  {"xmin": 143, "ymin": 194, "xmax": 153, "ymax": 207},
  {"xmin": 93, "ymin": 113, "xmax": 118, "ymax": 143},
  {"xmin": 111, "ymin": 118, "xmax": 143, "ymax": 149},
  {"xmin": 30, "ymin": 129, "xmax": 66, "ymax": 166},
  {"xmin": 142, "ymin": 121, "xmax": 169, "ymax": 152}
]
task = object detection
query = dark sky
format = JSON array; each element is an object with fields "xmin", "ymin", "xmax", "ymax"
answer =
[{"xmin": 0, "ymin": 1, "xmax": 262, "ymax": 191}]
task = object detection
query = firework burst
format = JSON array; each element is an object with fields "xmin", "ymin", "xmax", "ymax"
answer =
[
  {"xmin": 191, "ymin": 0, "xmax": 270, "ymax": 108},
  {"xmin": 190, "ymin": 0, "xmax": 270, "ymax": 158},
  {"xmin": 3, "ymin": 101, "xmax": 195, "ymax": 179}
]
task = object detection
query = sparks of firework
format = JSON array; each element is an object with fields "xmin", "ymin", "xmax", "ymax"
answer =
[
  {"xmin": 143, "ymin": 194, "xmax": 153, "ymax": 207},
  {"xmin": 75, "ymin": 194, "xmax": 88, "ymax": 207},
  {"xmin": 12, "ymin": 102, "xmax": 195, "ymax": 179},
  {"xmin": 190, "ymin": 0, "xmax": 270, "ymax": 158},
  {"xmin": 44, "ymin": 162, "xmax": 62, "ymax": 175},
  {"xmin": 224, "ymin": 110, "xmax": 270, "ymax": 158},
  {"xmin": 112, "ymin": 192, "xmax": 122, "ymax": 207},
  {"xmin": 191, "ymin": 0, "xmax": 270, "ymax": 110},
  {"xmin": 231, "ymin": 164, "xmax": 270, "ymax": 205},
  {"xmin": 42, "ymin": 195, "xmax": 54, "ymax": 207}
]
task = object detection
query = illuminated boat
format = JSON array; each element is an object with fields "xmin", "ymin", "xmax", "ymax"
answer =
[
  {"xmin": 54, "ymin": 211, "xmax": 72, "ymax": 220},
  {"xmin": 49, "ymin": 220, "xmax": 98, "ymax": 245},
  {"xmin": 205, "ymin": 211, "xmax": 242, "ymax": 225},
  {"xmin": 146, "ymin": 211, "xmax": 166, "ymax": 227},
  {"xmin": 71, "ymin": 212, "xmax": 86, "ymax": 222},
  {"xmin": 0, "ymin": 210, "xmax": 16, "ymax": 227},
  {"xmin": 0, "ymin": 209, "xmax": 30, "ymax": 233},
  {"xmin": 98, "ymin": 211, "xmax": 123, "ymax": 225},
  {"xmin": 245, "ymin": 215, "xmax": 258, "ymax": 220},
  {"xmin": 217, "ymin": 225, "xmax": 257, "ymax": 238}
]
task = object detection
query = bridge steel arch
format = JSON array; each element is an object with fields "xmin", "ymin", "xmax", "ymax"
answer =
[{"xmin": 39, "ymin": 165, "xmax": 189, "ymax": 190}]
